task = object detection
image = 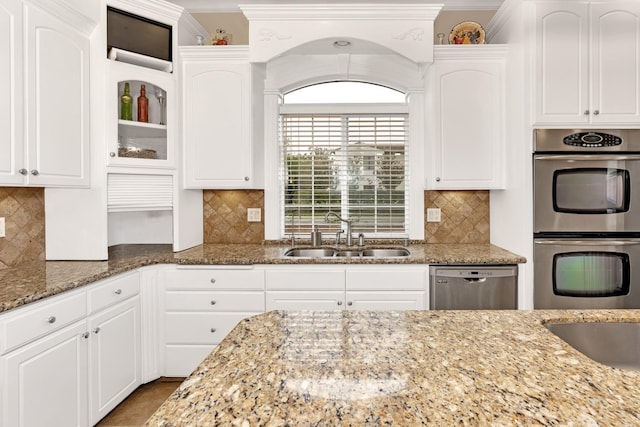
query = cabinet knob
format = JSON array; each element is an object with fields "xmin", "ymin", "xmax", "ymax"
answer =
[
  {"xmin": 593, "ymin": 110, "xmax": 600, "ymax": 116},
  {"xmin": 210, "ymin": 328, "xmax": 217, "ymax": 333},
  {"xmin": 93, "ymin": 327, "xmax": 101, "ymax": 334},
  {"xmin": 347, "ymin": 301, "xmax": 353, "ymax": 306},
  {"xmin": 30, "ymin": 169, "xmax": 39, "ymax": 176},
  {"xmin": 18, "ymin": 168, "xmax": 28, "ymax": 175},
  {"xmin": 82, "ymin": 332, "xmax": 90, "ymax": 339},
  {"xmin": 435, "ymin": 177, "xmax": 441, "ymax": 182},
  {"xmin": 210, "ymin": 300, "xmax": 216, "ymax": 305},
  {"xmin": 109, "ymin": 152, "xmax": 116, "ymax": 157},
  {"xmin": 114, "ymin": 289, "xmax": 122, "ymax": 295},
  {"xmin": 244, "ymin": 176, "xmax": 250, "ymax": 181},
  {"xmin": 210, "ymin": 278, "xmax": 216, "ymax": 284},
  {"xmin": 584, "ymin": 110, "xmax": 590, "ymax": 115},
  {"xmin": 337, "ymin": 301, "xmax": 343, "ymax": 306},
  {"xmin": 47, "ymin": 316, "xmax": 56, "ymax": 324}
]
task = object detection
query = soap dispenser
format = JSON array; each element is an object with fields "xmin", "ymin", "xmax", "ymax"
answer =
[{"xmin": 311, "ymin": 225, "xmax": 322, "ymax": 247}]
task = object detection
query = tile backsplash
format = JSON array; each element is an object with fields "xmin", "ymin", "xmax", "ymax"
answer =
[
  {"xmin": 0, "ymin": 188, "xmax": 45, "ymax": 269},
  {"xmin": 202, "ymin": 189, "xmax": 489, "ymax": 244},
  {"xmin": 203, "ymin": 190, "xmax": 264, "ymax": 244},
  {"xmin": 424, "ymin": 190, "xmax": 490, "ymax": 243}
]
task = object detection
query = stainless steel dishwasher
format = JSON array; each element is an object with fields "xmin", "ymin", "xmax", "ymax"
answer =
[{"xmin": 429, "ymin": 265, "xmax": 518, "ymax": 310}]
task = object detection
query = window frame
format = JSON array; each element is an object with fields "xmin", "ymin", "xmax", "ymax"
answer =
[{"xmin": 279, "ymin": 102, "xmax": 410, "ymax": 238}]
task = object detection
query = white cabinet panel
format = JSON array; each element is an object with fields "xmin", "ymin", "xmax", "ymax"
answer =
[
  {"xmin": 181, "ymin": 47, "xmax": 257, "ymax": 188},
  {"xmin": 2, "ymin": 321, "xmax": 89, "ymax": 427},
  {"xmin": 0, "ymin": 0, "xmax": 23, "ymax": 185},
  {"xmin": 164, "ymin": 312, "xmax": 253, "ymax": 344},
  {"xmin": 163, "ymin": 345, "xmax": 214, "ymax": 377},
  {"xmin": 346, "ymin": 291, "xmax": 426, "ymax": 310},
  {"xmin": 346, "ymin": 268, "xmax": 425, "ymax": 291},
  {"xmin": 87, "ymin": 270, "xmax": 140, "ymax": 314},
  {"xmin": 265, "ymin": 269, "xmax": 345, "ymax": 291},
  {"xmin": 429, "ymin": 47, "xmax": 506, "ymax": 189},
  {"xmin": 24, "ymin": 2, "xmax": 90, "ymax": 186},
  {"xmin": 534, "ymin": 2, "xmax": 640, "ymax": 125},
  {"xmin": 164, "ymin": 267, "xmax": 264, "ymax": 290},
  {"xmin": 266, "ymin": 291, "xmax": 345, "ymax": 311},
  {"xmin": 88, "ymin": 297, "xmax": 141, "ymax": 425},
  {"xmin": 165, "ymin": 291, "xmax": 264, "ymax": 311}
]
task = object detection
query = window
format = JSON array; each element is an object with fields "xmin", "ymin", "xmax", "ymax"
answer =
[{"xmin": 280, "ymin": 82, "xmax": 409, "ymax": 237}]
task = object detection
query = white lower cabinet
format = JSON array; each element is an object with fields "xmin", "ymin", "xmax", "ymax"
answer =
[
  {"xmin": 2, "ymin": 320, "xmax": 89, "ymax": 427},
  {"xmin": 161, "ymin": 267, "xmax": 265, "ymax": 377},
  {"xmin": 265, "ymin": 266, "xmax": 427, "ymax": 311},
  {"xmin": 0, "ymin": 271, "xmax": 141, "ymax": 427},
  {"xmin": 88, "ymin": 296, "xmax": 141, "ymax": 425}
]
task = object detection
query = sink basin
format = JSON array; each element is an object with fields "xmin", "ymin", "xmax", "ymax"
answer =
[
  {"xmin": 283, "ymin": 248, "xmax": 337, "ymax": 257},
  {"xmin": 545, "ymin": 322, "xmax": 640, "ymax": 370},
  {"xmin": 361, "ymin": 248, "xmax": 411, "ymax": 257},
  {"xmin": 284, "ymin": 247, "xmax": 410, "ymax": 258}
]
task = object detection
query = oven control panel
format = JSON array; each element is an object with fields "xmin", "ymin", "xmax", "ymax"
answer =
[{"xmin": 563, "ymin": 132, "xmax": 622, "ymax": 148}]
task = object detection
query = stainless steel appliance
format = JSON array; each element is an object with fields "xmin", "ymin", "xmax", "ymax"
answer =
[
  {"xmin": 533, "ymin": 129, "xmax": 640, "ymax": 309},
  {"xmin": 429, "ymin": 266, "xmax": 517, "ymax": 310}
]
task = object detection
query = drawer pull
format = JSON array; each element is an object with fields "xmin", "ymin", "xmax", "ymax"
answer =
[
  {"xmin": 210, "ymin": 328, "xmax": 217, "ymax": 333},
  {"xmin": 93, "ymin": 327, "xmax": 101, "ymax": 334},
  {"xmin": 210, "ymin": 300, "xmax": 216, "ymax": 305},
  {"xmin": 337, "ymin": 301, "xmax": 343, "ymax": 306},
  {"xmin": 210, "ymin": 278, "xmax": 216, "ymax": 284},
  {"xmin": 347, "ymin": 301, "xmax": 353, "ymax": 306},
  {"xmin": 47, "ymin": 316, "xmax": 56, "ymax": 324},
  {"xmin": 114, "ymin": 289, "xmax": 122, "ymax": 295},
  {"xmin": 82, "ymin": 332, "xmax": 90, "ymax": 339}
]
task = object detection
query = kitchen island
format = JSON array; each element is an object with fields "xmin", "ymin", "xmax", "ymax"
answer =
[{"xmin": 146, "ymin": 309, "xmax": 640, "ymax": 426}]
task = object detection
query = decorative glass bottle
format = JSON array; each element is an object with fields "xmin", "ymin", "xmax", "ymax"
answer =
[
  {"xmin": 137, "ymin": 84, "xmax": 148, "ymax": 123},
  {"xmin": 120, "ymin": 82, "xmax": 133, "ymax": 120}
]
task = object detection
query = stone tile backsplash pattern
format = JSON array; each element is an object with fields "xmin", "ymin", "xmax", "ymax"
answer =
[
  {"xmin": 424, "ymin": 190, "xmax": 490, "ymax": 243},
  {"xmin": 0, "ymin": 188, "xmax": 45, "ymax": 269},
  {"xmin": 203, "ymin": 189, "xmax": 489, "ymax": 244},
  {"xmin": 203, "ymin": 190, "xmax": 264, "ymax": 244}
]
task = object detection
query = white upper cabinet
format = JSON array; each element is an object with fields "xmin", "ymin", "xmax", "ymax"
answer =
[
  {"xmin": 0, "ymin": 0, "xmax": 90, "ymax": 187},
  {"xmin": 181, "ymin": 46, "xmax": 261, "ymax": 189},
  {"xmin": 534, "ymin": 1, "xmax": 640, "ymax": 125},
  {"xmin": 428, "ymin": 47, "xmax": 506, "ymax": 190}
]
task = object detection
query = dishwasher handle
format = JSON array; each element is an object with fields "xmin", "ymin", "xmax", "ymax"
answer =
[{"xmin": 464, "ymin": 277, "xmax": 487, "ymax": 283}]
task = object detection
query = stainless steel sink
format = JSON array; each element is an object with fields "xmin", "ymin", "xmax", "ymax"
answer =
[
  {"xmin": 545, "ymin": 322, "xmax": 640, "ymax": 370},
  {"xmin": 283, "ymin": 248, "xmax": 337, "ymax": 257},
  {"xmin": 361, "ymin": 248, "xmax": 411, "ymax": 257},
  {"xmin": 283, "ymin": 247, "xmax": 410, "ymax": 258}
]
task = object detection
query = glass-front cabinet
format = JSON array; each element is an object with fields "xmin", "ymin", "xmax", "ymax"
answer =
[{"xmin": 106, "ymin": 59, "xmax": 175, "ymax": 169}]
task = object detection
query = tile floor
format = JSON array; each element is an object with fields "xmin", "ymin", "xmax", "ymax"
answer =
[{"xmin": 96, "ymin": 377, "xmax": 183, "ymax": 427}]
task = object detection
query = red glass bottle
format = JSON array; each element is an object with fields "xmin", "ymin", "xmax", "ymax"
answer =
[{"xmin": 137, "ymin": 84, "xmax": 148, "ymax": 122}]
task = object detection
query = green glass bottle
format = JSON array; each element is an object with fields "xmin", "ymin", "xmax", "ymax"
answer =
[{"xmin": 120, "ymin": 82, "xmax": 133, "ymax": 120}]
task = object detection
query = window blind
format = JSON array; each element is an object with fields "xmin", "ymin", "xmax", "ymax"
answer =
[{"xmin": 280, "ymin": 113, "xmax": 409, "ymax": 237}]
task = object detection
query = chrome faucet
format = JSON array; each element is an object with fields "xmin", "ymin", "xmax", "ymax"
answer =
[{"xmin": 325, "ymin": 211, "xmax": 354, "ymax": 246}]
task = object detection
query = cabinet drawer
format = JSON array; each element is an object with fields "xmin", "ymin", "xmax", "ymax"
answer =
[
  {"xmin": 0, "ymin": 291, "xmax": 87, "ymax": 354},
  {"xmin": 346, "ymin": 269, "xmax": 426, "ymax": 291},
  {"xmin": 88, "ymin": 271, "xmax": 140, "ymax": 314},
  {"xmin": 164, "ymin": 312, "xmax": 256, "ymax": 344},
  {"xmin": 165, "ymin": 291, "xmax": 264, "ymax": 312},
  {"xmin": 265, "ymin": 269, "xmax": 344, "ymax": 291},
  {"xmin": 164, "ymin": 268, "xmax": 264, "ymax": 290}
]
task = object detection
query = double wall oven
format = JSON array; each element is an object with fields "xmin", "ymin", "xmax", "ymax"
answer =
[{"xmin": 534, "ymin": 129, "xmax": 640, "ymax": 309}]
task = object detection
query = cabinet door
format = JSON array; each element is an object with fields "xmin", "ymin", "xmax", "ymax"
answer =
[
  {"xmin": 88, "ymin": 297, "xmax": 141, "ymax": 425},
  {"xmin": 534, "ymin": 3, "xmax": 590, "ymax": 124},
  {"xmin": 2, "ymin": 321, "xmax": 88, "ymax": 427},
  {"xmin": 0, "ymin": 0, "xmax": 24, "ymax": 185},
  {"xmin": 431, "ymin": 58, "xmax": 505, "ymax": 189},
  {"xmin": 183, "ymin": 58, "xmax": 252, "ymax": 188},
  {"xmin": 590, "ymin": 3, "xmax": 640, "ymax": 124},
  {"xmin": 24, "ymin": 3, "xmax": 90, "ymax": 186},
  {"xmin": 345, "ymin": 291, "xmax": 426, "ymax": 310},
  {"xmin": 106, "ymin": 60, "xmax": 175, "ymax": 169},
  {"xmin": 265, "ymin": 291, "xmax": 345, "ymax": 310}
]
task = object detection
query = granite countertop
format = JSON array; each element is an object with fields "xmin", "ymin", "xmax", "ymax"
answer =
[
  {"xmin": 146, "ymin": 309, "xmax": 640, "ymax": 426},
  {"xmin": 0, "ymin": 242, "xmax": 525, "ymax": 314}
]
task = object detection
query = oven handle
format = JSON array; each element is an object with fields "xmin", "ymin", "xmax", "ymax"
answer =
[
  {"xmin": 535, "ymin": 239, "xmax": 640, "ymax": 246},
  {"xmin": 534, "ymin": 154, "xmax": 640, "ymax": 161}
]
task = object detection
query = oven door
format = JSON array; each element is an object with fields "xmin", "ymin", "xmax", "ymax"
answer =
[
  {"xmin": 534, "ymin": 238, "xmax": 640, "ymax": 309},
  {"xmin": 534, "ymin": 154, "xmax": 640, "ymax": 233}
]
